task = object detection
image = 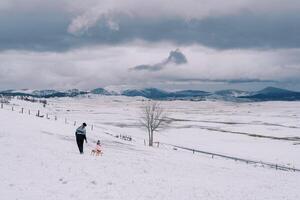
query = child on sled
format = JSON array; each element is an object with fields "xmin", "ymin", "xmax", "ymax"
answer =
[{"xmin": 91, "ymin": 140, "xmax": 103, "ymax": 156}]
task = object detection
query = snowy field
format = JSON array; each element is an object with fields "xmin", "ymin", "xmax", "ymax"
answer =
[{"xmin": 1, "ymin": 96, "xmax": 300, "ymax": 200}]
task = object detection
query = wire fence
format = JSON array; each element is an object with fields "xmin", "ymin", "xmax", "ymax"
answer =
[
  {"xmin": 159, "ymin": 142, "xmax": 300, "ymax": 172},
  {"xmin": 0, "ymin": 103, "xmax": 95, "ymax": 131}
]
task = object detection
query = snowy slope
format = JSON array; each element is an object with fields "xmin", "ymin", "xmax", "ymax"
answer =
[
  {"xmin": 1, "ymin": 98, "xmax": 300, "ymax": 200},
  {"xmin": 19, "ymin": 96, "xmax": 299, "ymax": 167}
]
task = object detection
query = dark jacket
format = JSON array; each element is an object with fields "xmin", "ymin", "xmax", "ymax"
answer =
[{"xmin": 76, "ymin": 125, "xmax": 87, "ymax": 141}]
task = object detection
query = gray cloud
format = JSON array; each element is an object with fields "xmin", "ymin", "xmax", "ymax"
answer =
[
  {"xmin": 66, "ymin": 0, "xmax": 300, "ymax": 35},
  {"xmin": 1, "ymin": 45, "xmax": 299, "ymax": 91},
  {"xmin": 132, "ymin": 65, "xmax": 163, "ymax": 72},
  {"xmin": 132, "ymin": 49, "xmax": 187, "ymax": 71},
  {"xmin": 0, "ymin": 1, "xmax": 300, "ymax": 51}
]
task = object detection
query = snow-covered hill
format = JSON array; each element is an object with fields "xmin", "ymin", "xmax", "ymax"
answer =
[
  {"xmin": 1, "ymin": 97, "xmax": 300, "ymax": 199},
  {"xmin": 241, "ymin": 87, "xmax": 300, "ymax": 101}
]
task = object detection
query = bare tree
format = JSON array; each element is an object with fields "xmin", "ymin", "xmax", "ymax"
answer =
[{"xmin": 140, "ymin": 102, "xmax": 167, "ymax": 146}]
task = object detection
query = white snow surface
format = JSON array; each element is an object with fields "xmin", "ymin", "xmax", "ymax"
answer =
[{"xmin": 1, "ymin": 96, "xmax": 300, "ymax": 200}]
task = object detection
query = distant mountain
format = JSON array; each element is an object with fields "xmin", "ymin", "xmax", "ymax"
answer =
[
  {"xmin": 1, "ymin": 86, "xmax": 300, "ymax": 101},
  {"xmin": 239, "ymin": 87, "xmax": 300, "ymax": 101},
  {"xmin": 256, "ymin": 87, "xmax": 294, "ymax": 95},
  {"xmin": 122, "ymin": 88, "xmax": 170, "ymax": 99},
  {"xmin": 215, "ymin": 89, "xmax": 252, "ymax": 97},
  {"xmin": 169, "ymin": 90, "xmax": 210, "ymax": 98},
  {"xmin": 121, "ymin": 88, "xmax": 210, "ymax": 100},
  {"xmin": 0, "ymin": 89, "xmax": 87, "ymax": 98},
  {"xmin": 64, "ymin": 89, "xmax": 88, "ymax": 97},
  {"xmin": 90, "ymin": 88, "xmax": 111, "ymax": 95},
  {"xmin": 32, "ymin": 90, "xmax": 60, "ymax": 97},
  {"xmin": 0, "ymin": 89, "xmax": 41, "ymax": 97}
]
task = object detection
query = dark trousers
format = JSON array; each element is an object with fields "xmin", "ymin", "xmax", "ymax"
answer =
[{"xmin": 76, "ymin": 134, "xmax": 85, "ymax": 153}]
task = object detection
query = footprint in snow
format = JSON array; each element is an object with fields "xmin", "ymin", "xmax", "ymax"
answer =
[
  {"xmin": 107, "ymin": 182, "xmax": 113, "ymax": 186},
  {"xmin": 90, "ymin": 180, "xmax": 97, "ymax": 185},
  {"xmin": 59, "ymin": 178, "xmax": 68, "ymax": 184}
]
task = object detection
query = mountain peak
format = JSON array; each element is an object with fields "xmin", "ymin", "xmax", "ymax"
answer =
[{"xmin": 258, "ymin": 87, "xmax": 293, "ymax": 94}]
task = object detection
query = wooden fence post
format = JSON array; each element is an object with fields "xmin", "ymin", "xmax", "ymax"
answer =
[
  {"xmin": 21, "ymin": 108, "xmax": 24, "ymax": 114},
  {"xmin": 91, "ymin": 125, "xmax": 94, "ymax": 130},
  {"xmin": 55, "ymin": 116, "xmax": 57, "ymax": 121},
  {"xmin": 74, "ymin": 121, "xmax": 76, "ymax": 126},
  {"xmin": 1, "ymin": 103, "xmax": 3, "ymax": 109},
  {"xmin": 12, "ymin": 106, "xmax": 14, "ymax": 111},
  {"xmin": 28, "ymin": 110, "xmax": 30, "ymax": 115},
  {"xmin": 36, "ymin": 110, "xmax": 40, "ymax": 117}
]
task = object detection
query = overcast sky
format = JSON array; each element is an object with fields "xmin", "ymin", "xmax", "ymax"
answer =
[{"xmin": 1, "ymin": 0, "xmax": 300, "ymax": 91}]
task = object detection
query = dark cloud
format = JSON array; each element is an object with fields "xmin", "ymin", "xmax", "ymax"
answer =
[
  {"xmin": 131, "ymin": 49, "xmax": 187, "ymax": 71},
  {"xmin": 133, "ymin": 65, "xmax": 163, "ymax": 72},
  {"xmin": 0, "ymin": 9, "xmax": 73, "ymax": 51},
  {"xmin": 1, "ymin": 9, "xmax": 300, "ymax": 51},
  {"xmin": 88, "ymin": 12, "xmax": 300, "ymax": 49},
  {"xmin": 167, "ymin": 49, "xmax": 188, "ymax": 64}
]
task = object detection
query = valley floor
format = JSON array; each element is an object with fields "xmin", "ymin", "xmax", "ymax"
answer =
[{"xmin": 0, "ymin": 97, "xmax": 300, "ymax": 199}]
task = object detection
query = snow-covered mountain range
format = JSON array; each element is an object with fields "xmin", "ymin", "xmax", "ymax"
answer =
[{"xmin": 1, "ymin": 87, "xmax": 300, "ymax": 101}]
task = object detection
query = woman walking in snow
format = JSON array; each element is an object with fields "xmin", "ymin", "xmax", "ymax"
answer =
[{"xmin": 75, "ymin": 123, "xmax": 87, "ymax": 154}]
